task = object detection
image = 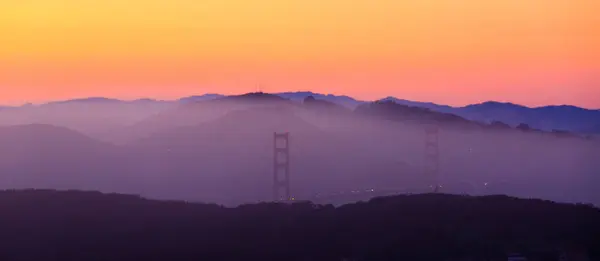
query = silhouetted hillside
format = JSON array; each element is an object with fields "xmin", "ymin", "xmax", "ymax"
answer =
[
  {"xmin": 303, "ymin": 95, "xmax": 348, "ymax": 109},
  {"xmin": 0, "ymin": 124, "xmax": 117, "ymax": 165},
  {"xmin": 135, "ymin": 105, "xmax": 321, "ymax": 146},
  {"xmin": 46, "ymin": 97, "xmax": 124, "ymax": 105},
  {"xmin": 0, "ymin": 98, "xmax": 173, "ymax": 140},
  {"xmin": 109, "ymin": 92, "xmax": 295, "ymax": 144},
  {"xmin": 355, "ymin": 100, "xmax": 480, "ymax": 129},
  {"xmin": 0, "ymin": 189, "xmax": 598, "ymax": 261},
  {"xmin": 379, "ymin": 96, "xmax": 456, "ymax": 113},
  {"xmin": 354, "ymin": 101, "xmax": 596, "ymax": 139},
  {"xmin": 377, "ymin": 97, "xmax": 600, "ymax": 134},
  {"xmin": 3, "ymin": 92, "xmax": 598, "ymax": 135},
  {"xmin": 216, "ymin": 92, "xmax": 289, "ymax": 102},
  {"xmin": 459, "ymin": 102, "xmax": 600, "ymax": 133},
  {"xmin": 278, "ymin": 91, "xmax": 364, "ymax": 109},
  {"xmin": 178, "ymin": 93, "xmax": 224, "ymax": 103},
  {"xmin": 0, "ymin": 124, "xmax": 130, "ymax": 192},
  {"xmin": 127, "ymin": 106, "xmax": 417, "ymax": 204},
  {"xmin": 1, "ymin": 94, "xmax": 597, "ymax": 207}
]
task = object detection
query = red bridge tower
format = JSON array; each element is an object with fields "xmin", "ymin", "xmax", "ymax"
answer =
[{"xmin": 273, "ymin": 132, "xmax": 291, "ymax": 201}]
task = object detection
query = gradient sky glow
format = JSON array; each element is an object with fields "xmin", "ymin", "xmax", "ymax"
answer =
[{"xmin": 1, "ymin": 0, "xmax": 599, "ymax": 108}]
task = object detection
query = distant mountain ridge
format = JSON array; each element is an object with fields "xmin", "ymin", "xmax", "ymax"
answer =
[
  {"xmin": 376, "ymin": 97, "xmax": 600, "ymax": 134},
  {"xmin": 355, "ymin": 100, "xmax": 478, "ymax": 128},
  {"xmin": 455, "ymin": 101, "xmax": 600, "ymax": 133},
  {"xmin": 178, "ymin": 94, "xmax": 225, "ymax": 104},
  {"xmin": 2, "ymin": 92, "xmax": 598, "ymax": 133},
  {"xmin": 276, "ymin": 91, "xmax": 363, "ymax": 109},
  {"xmin": 0, "ymin": 95, "xmax": 598, "ymax": 206},
  {"xmin": 47, "ymin": 97, "xmax": 124, "ymax": 105}
]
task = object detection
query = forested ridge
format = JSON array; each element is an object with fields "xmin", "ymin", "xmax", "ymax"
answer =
[{"xmin": 0, "ymin": 189, "xmax": 598, "ymax": 261}]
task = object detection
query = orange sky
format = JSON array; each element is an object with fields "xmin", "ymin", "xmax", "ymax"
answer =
[{"xmin": 0, "ymin": 0, "xmax": 599, "ymax": 108}]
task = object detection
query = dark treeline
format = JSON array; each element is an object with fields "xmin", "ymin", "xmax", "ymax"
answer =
[{"xmin": 0, "ymin": 190, "xmax": 599, "ymax": 261}]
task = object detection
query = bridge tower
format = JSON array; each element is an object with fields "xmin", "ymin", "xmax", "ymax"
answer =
[
  {"xmin": 273, "ymin": 132, "xmax": 291, "ymax": 201},
  {"xmin": 424, "ymin": 124, "xmax": 441, "ymax": 193}
]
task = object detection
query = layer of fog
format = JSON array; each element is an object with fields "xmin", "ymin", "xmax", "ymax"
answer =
[{"xmin": 0, "ymin": 97, "xmax": 598, "ymax": 207}]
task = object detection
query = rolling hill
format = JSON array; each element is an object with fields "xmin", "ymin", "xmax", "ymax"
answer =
[
  {"xmin": 0, "ymin": 124, "xmax": 130, "ymax": 192},
  {"xmin": 2, "ymin": 92, "xmax": 598, "ymax": 135},
  {"xmin": 0, "ymin": 93, "xmax": 597, "ymax": 206},
  {"xmin": 105, "ymin": 92, "xmax": 297, "ymax": 144},
  {"xmin": 0, "ymin": 190, "xmax": 598, "ymax": 261},
  {"xmin": 381, "ymin": 97, "xmax": 600, "ymax": 134},
  {"xmin": 125, "ymin": 103, "xmax": 420, "ymax": 205},
  {"xmin": 276, "ymin": 91, "xmax": 363, "ymax": 109}
]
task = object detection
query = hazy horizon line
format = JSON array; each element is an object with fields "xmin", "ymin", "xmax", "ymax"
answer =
[{"xmin": 1, "ymin": 91, "xmax": 598, "ymax": 111}]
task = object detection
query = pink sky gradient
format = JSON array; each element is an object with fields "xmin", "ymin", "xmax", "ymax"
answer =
[{"xmin": 0, "ymin": 0, "xmax": 598, "ymax": 108}]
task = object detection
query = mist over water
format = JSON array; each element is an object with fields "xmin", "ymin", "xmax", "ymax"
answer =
[{"xmin": 0, "ymin": 94, "xmax": 598, "ymax": 207}]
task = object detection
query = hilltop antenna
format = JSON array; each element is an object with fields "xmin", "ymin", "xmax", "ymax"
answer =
[
  {"xmin": 273, "ymin": 132, "xmax": 291, "ymax": 201},
  {"xmin": 424, "ymin": 124, "xmax": 441, "ymax": 193},
  {"xmin": 256, "ymin": 83, "xmax": 265, "ymax": 93}
]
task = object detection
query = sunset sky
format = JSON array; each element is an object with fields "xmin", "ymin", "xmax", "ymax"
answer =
[{"xmin": 0, "ymin": 0, "xmax": 598, "ymax": 108}]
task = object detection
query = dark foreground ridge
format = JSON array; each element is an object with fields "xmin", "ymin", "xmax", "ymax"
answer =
[{"xmin": 0, "ymin": 190, "xmax": 599, "ymax": 261}]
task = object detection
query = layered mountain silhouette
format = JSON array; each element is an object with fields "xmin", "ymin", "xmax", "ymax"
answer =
[
  {"xmin": 0, "ymin": 124, "xmax": 129, "ymax": 192},
  {"xmin": 381, "ymin": 97, "xmax": 600, "ymax": 134},
  {"xmin": 107, "ymin": 92, "xmax": 297, "ymax": 144},
  {"xmin": 0, "ymin": 97, "xmax": 173, "ymax": 139},
  {"xmin": 47, "ymin": 97, "xmax": 124, "ymax": 105},
  {"xmin": 277, "ymin": 91, "xmax": 363, "ymax": 109},
  {"xmin": 355, "ymin": 100, "xmax": 478, "ymax": 128},
  {"xmin": 458, "ymin": 102, "xmax": 600, "ymax": 133},
  {"xmin": 3, "ymin": 92, "xmax": 598, "ymax": 134},
  {"xmin": 0, "ymin": 92, "xmax": 598, "ymax": 206},
  {"xmin": 302, "ymin": 95, "xmax": 349, "ymax": 112},
  {"xmin": 3, "ymin": 91, "xmax": 597, "ymax": 134},
  {"xmin": 125, "ymin": 101, "xmax": 421, "ymax": 204},
  {"xmin": 178, "ymin": 93, "xmax": 225, "ymax": 104}
]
